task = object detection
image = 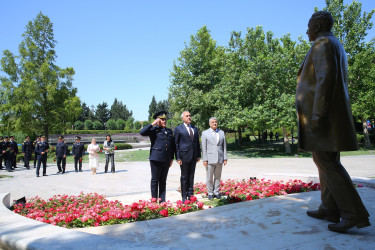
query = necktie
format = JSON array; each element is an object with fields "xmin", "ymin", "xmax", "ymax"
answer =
[{"xmin": 188, "ymin": 126, "xmax": 194, "ymax": 140}]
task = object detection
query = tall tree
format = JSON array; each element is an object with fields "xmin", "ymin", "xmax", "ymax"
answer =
[
  {"xmin": 318, "ymin": 0, "xmax": 375, "ymax": 147},
  {"xmin": 169, "ymin": 26, "xmax": 225, "ymax": 129},
  {"xmin": 110, "ymin": 98, "xmax": 133, "ymax": 121},
  {"xmin": 148, "ymin": 95, "xmax": 158, "ymax": 121},
  {"xmin": 95, "ymin": 102, "xmax": 110, "ymax": 124},
  {"xmin": 0, "ymin": 12, "xmax": 81, "ymax": 138},
  {"xmin": 78, "ymin": 102, "xmax": 91, "ymax": 122}
]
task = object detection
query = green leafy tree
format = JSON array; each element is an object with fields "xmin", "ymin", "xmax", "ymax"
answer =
[
  {"xmin": 106, "ymin": 119, "xmax": 117, "ymax": 130},
  {"xmin": 78, "ymin": 102, "xmax": 92, "ymax": 122},
  {"xmin": 74, "ymin": 121, "xmax": 84, "ymax": 130},
  {"xmin": 92, "ymin": 120, "xmax": 103, "ymax": 130},
  {"xmin": 148, "ymin": 95, "xmax": 158, "ymax": 121},
  {"xmin": 125, "ymin": 117, "xmax": 134, "ymax": 132},
  {"xmin": 134, "ymin": 121, "xmax": 142, "ymax": 130},
  {"xmin": 0, "ymin": 12, "xmax": 81, "ymax": 138},
  {"xmin": 110, "ymin": 98, "xmax": 133, "ymax": 121},
  {"xmin": 95, "ymin": 102, "xmax": 110, "ymax": 124},
  {"xmin": 169, "ymin": 26, "xmax": 225, "ymax": 129},
  {"xmin": 318, "ymin": 0, "xmax": 375, "ymax": 147},
  {"xmin": 84, "ymin": 120, "xmax": 93, "ymax": 130},
  {"xmin": 116, "ymin": 119, "xmax": 126, "ymax": 130}
]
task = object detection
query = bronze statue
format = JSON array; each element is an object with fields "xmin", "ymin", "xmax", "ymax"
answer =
[{"xmin": 296, "ymin": 11, "xmax": 370, "ymax": 232}]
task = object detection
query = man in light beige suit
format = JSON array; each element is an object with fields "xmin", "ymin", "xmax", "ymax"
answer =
[{"xmin": 201, "ymin": 117, "xmax": 227, "ymax": 200}]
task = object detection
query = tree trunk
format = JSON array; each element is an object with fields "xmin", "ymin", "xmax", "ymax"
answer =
[
  {"xmin": 238, "ymin": 126, "xmax": 243, "ymax": 146},
  {"xmin": 362, "ymin": 118, "xmax": 372, "ymax": 148},
  {"xmin": 282, "ymin": 126, "xmax": 291, "ymax": 154},
  {"xmin": 258, "ymin": 130, "xmax": 261, "ymax": 144}
]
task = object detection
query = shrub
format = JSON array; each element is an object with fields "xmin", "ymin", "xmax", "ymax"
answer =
[
  {"xmin": 106, "ymin": 119, "xmax": 117, "ymax": 130},
  {"xmin": 116, "ymin": 119, "xmax": 126, "ymax": 130},
  {"xmin": 74, "ymin": 121, "xmax": 84, "ymax": 130},
  {"xmin": 92, "ymin": 121, "xmax": 103, "ymax": 130},
  {"xmin": 84, "ymin": 120, "xmax": 93, "ymax": 130}
]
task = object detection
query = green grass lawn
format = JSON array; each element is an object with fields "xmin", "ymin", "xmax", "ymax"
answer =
[{"xmin": 0, "ymin": 175, "xmax": 13, "ymax": 179}]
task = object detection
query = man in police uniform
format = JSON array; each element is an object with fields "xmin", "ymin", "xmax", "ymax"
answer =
[
  {"xmin": 140, "ymin": 111, "xmax": 175, "ymax": 202},
  {"xmin": 55, "ymin": 135, "xmax": 68, "ymax": 173},
  {"xmin": 9, "ymin": 136, "xmax": 19, "ymax": 169},
  {"xmin": 2, "ymin": 136, "xmax": 12, "ymax": 172},
  {"xmin": 35, "ymin": 135, "xmax": 49, "ymax": 177},
  {"xmin": 72, "ymin": 136, "xmax": 85, "ymax": 172},
  {"xmin": 33, "ymin": 135, "xmax": 41, "ymax": 168},
  {"xmin": 0, "ymin": 136, "xmax": 4, "ymax": 170},
  {"xmin": 22, "ymin": 136, "xmax": 33, "ymax": 169}
]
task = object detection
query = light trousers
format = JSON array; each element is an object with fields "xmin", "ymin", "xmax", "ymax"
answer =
[{"xmin": 206, "ymin": 162, "xmax": 223, "ymax": 196}]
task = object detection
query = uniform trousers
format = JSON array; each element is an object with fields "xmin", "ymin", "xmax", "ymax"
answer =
[
  {"xmin": 180, "ymin": 161, "xmax": 196, "ymax": 199},
  {"xmin": 150, "ymin": 160, "xmax": 170, "ymax": 202},
  {"xmin": 5, "ymin": 157, "xmax": 12, "ymax": 172},
  {"xmin": 206, "ymin": 163, "xmax": 223, "ymax": 196},
  {"xmin": 312, "ymin": 151, "xmax": 369, "ymax": 220},
  {"xmin": 0, "ymin": 155, "xmax": 3, "ymax": 169},
  {"xmin": 36, "ymin": 155, "xmax": 47, "ymax": 176},
  {"xmin": 11, "ymin": 154, "xmax": 17, "ymax": 168},
  {"xmin": 34, "ymin": 152, "xmax": 38, "ymax": 167},
  {"xmin": 105, "ymin": 154, "xmax": 115, "ymax": 173},
  {"xmin": 24, "ymin": 153, "xmax": 31, "ymax": 169},
  {"xmin": 74, "ymin": 157, "xmax": 82, "ymax": 171},
  {"xmin": 57, "ymin": 156, "xmax": 66, "ymax": 173}
]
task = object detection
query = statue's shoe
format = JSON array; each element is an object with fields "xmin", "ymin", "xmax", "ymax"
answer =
[
  {"xmin": 328, "ymin": 218, "xmax": 371, "ymax": 232},
  {"xmin": 307, "ymin": 209, "xmax": 340, "ymax": 223}
]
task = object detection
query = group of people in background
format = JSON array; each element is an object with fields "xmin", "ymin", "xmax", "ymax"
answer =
[
  {"xmin": 140, "ymin": 110, "xmax": 228, "ymax": 203},
  {"xmin": 0, "ymin": 134, "xmax": 116, "ymax": 177}
]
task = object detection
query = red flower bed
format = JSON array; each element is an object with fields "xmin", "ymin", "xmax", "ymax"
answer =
[
  {"xmin": 12, "ymin": 193, "xmax": 204, "ymax": 228},
  {"xmin": 193, "ymin": 179, "xmax": 320, "ymax": 204}
]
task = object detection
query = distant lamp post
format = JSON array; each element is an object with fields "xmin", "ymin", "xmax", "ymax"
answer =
[{"xmin": 104, "ymin": 122, "xmax": 107, "ymax": 133}]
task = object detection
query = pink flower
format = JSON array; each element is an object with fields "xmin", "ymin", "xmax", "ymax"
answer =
[{"xmin": 159, "ymin": 209, "xmax": 169, "ymax": 217}]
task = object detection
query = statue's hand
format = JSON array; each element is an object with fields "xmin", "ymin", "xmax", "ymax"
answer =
[{"xmin": 311, "ymin": 115, "xmax": 320, "ymax": 134}]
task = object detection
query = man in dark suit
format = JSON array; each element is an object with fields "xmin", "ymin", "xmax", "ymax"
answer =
[
  {"xmin": 1, "ymin": 136, "xmax": 12, "ymax": 172},
  {"xmin": 140, "ymin": 111, "xmax": 175, "ymax": 202},
  {"xmin": 55, "ymin": 135, "xmax": 68, "ymax": 174},
  {"xmin": 0, "ymin": 136, "xmax": 4, "ymax": 170},
  {"xmin": 22, "ymin": 136, "xmax": 33, "ymax": 169},
  {"xmin": 35, "ymin": 135, "xmax": 49, "ymax": 177},
  {"xmin": 72, "ymin": 136, "xmax": 85, "ymax": 172},
  {"xmin": 9, "ymin": 136, "xmax": 18, "ymax": 169},
  {"xmin": 296, "ymin": 11, "xmax": 370, "ymax": 232},
  {"xmin": 174, "ymin": 111, "xmax": 201, "ymax": 202},
  {"xmin": 33, "ymin": 135, "xmax": 41, "ymax": 168}
]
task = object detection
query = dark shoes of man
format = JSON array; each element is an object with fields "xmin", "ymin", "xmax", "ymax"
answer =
[
  {"xmin": 208, "ymin": 195, "xmax": 214, "ymax": 200},
  {"xmin": 43, "ymin": 174, "xmax": 48, "ymax": 176},
  {"xmin": 306, "ymin": 209, "xmax": 340, "ymax": 223},
  {"xmin": 215, "ymin": 194, "xmax": 222, "ymax": 199},
  {"xmin": 328, "ymin": 218, "xmax": 371, "ymax": 232}
]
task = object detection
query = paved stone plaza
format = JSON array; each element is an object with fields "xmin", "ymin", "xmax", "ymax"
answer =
[{"xmin": 1, "ymin": 155, "xmax": 374, "ymax": 249}]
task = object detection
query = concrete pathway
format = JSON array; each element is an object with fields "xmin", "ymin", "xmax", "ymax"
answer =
[{"xmin": 0, "ymin": 156, "xmax": 374, "ymax": 249}]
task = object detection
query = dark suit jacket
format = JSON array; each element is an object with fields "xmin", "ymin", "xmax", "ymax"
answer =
[
  {"xmin": 174, "ymin": 124, "xmax": 201, "ymax": 162},
  {"xmin": 35, "ymin": 141, "xmax": 49, "ymax": 157},
  {"xmin": 72, "ymin": 143, "xmax": 85, "ymax": 158},
  {"xmin": 296, "ymin": 33, "xmax": 358, "ymax": 152},
  {"xmin": 140, "ymin": 124, "xmax": 175, "ymax": 163}
]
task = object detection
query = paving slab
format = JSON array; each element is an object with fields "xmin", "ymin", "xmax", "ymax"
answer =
[{"xmin": 0, "ymin": 156, "xmax": 374, "ymax": 249}]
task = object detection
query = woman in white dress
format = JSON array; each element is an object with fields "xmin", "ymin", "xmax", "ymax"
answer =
[{"xmin": 87, "ymin": 138, "xmax": 100, "ymax": 175}]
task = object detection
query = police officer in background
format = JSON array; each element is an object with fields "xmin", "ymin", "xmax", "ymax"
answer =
[
  {"xmin": 9, "ymin": 136, "xmax": 18, "ymax": 169},
  {"xmin": 2, "ymin": 136, "xmax": 12, "ymax": 172},
  {"xmin": 140, "ymin": 111, "xmax": 175, "ymax": 202},
  {"xmin": 55, "ymin": 135, "xmax": 68, "ymax": 174},
  {"xmin": 35, "ymin": 135, "xmax": 49, "ymax": 177},
  {"xmin": 22, "ymin": 136, "xmax": 33, "ymax": 169},
  {"xmin": 72, "ymin": 136, "xmax": 85, "ymax": 172},
  {"xmin": 33, "ymin": 135, "xmax": 41, "ymax": 168},
  {"xmin": 0, "ymin": 136, "xmax": 4, "ymax": 170}
]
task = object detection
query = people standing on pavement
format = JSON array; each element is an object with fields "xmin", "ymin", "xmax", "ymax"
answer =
[
  {"xmin": 35, "ymin": 135, "xmax": 49, "ymax": 177},
  {"xmin": 0, "ymin": 136, "xmax": 5, "ymax": 170},
  {"xmin": 103, "ymin": 135, "xmax": 115, "ymax": 173},
  {"xmin": 140, "ymin": 111, "xmax": 175, "ymax": 202},
  {"xmin": 33, "ymin": 135, "xmax": 40, "ymax": 168},
  {"xmin": 22, "ymin": 136, "xmax": 33, "ymax": 169},
  {"xmin": 87, "ymin": 138, "xmax": 100, "ymax": 175},
  {"xmin": 174, "ymin": 111, "xmax": 201, "ymax": 202},
  {"xmin": 55, "ymin": 136, "xmax": 68, "ymax": 174},
  {"xmin": 9, "ymin": 136, "xmax": 18, "ymax": 170},
  {"xmin": 201, "ymin": 117, "xmax": 228, "ymax": 200},
  {"xmin": 1, "ymin": 136, "xmax": 12, "ymax": 172},
  {"xmin": 72, "ymin": 136, "xmax": 85, "ymax": 172}
]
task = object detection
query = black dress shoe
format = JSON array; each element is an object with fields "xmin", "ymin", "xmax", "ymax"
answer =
[
  {"xmin": 182, "ymin": 197, "xmax": 186, "ymax": 203},
  {"xmin": 208, "ymin": 195, "xmax": 214, "ymax": 200},
  {"xmin": 43, "ymin": 174, "xmax": 48, "ymax": 176},
  {"xmin": 75, "ymin": 170, "xmax": 78, "ymax": 173},
  {"xmin": 36, "ymin": 175, "xmax": 39, "ymax": 177},
  {"xmin": 307, "ymin": 209, "xmax": 340, "ymax": 223},
  {"xmin": 215, "ymin": 194, "xmax": 222, "ymax": 199},
  {"xmin": 328, "ymin": 218, "xmax": 371, "ymax": 232}
]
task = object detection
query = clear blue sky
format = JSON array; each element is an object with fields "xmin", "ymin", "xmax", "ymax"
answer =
[{"xmin": 1, "ymin": 0, "xmax": 374, "ymax": 121}]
